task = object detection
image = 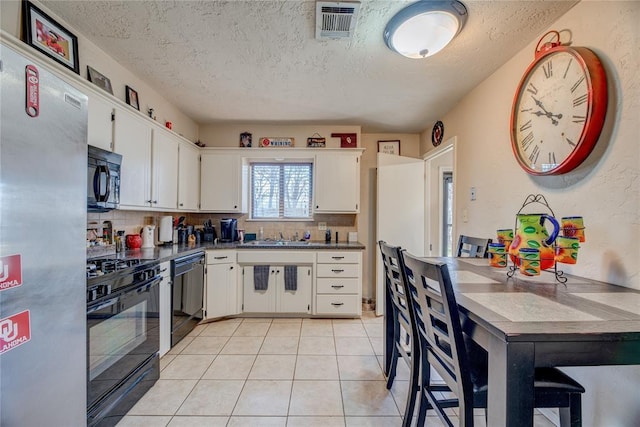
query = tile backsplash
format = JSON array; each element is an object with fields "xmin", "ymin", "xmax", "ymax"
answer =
[{"xmin": 88, "ymin": 211, "xmax": 358, "ymax": 243}]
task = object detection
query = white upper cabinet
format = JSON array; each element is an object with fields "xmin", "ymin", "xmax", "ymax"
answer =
[
  {"xmin": 151, "ymin": 130, "xmax": 179, "ymax": 210},
  {"xmin": 178, "ymin": 141, "xmax": 200, "ymax": 211},
  {"xmin": 314, "ymin": 152, "xmax": 360, "ymax": 213},
  {"xmin": 87, "ymin": 91, "xmax": 114, "ymax": 151},
  {"xmin": 113, "ymin": 106, "xmax": 152, "ymax": 208},
  {"xmin": 200, "ymin": 151, "xmax": 247, "ymax": 212}
]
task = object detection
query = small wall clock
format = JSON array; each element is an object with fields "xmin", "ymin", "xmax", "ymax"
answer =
[
  {"xmin": 432, "ymin": 120, "xmax": 444, "ymax": 147},
  {"xmin": 510, "ymin": 31, "xmax": 608, "ymax": 175}
]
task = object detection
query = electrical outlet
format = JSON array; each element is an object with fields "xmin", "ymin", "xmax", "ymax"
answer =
[
  {"xmin": 463, "ymin": 209, "xmax": 469, "ymax": 223},
  {"xmin": 318, "ymin": 222, "xmax": 327, "ymax": 231}
]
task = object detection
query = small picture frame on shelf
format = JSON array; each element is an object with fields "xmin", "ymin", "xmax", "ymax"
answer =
[
  {"xmin": 125, "ymin": 85, "xmax": 140, "ymax": 110},
  {"xmin": 22, "ymin": 0, "xmax": 80, "ymax": 74},
  {"xmin": 378, "ymin": 140, "xmax": 401, "ymax": 155},
  {"xmin": 240, "ymin": 132, "xmax": 252, "ymax": 147},
  {"xmin": 87, "ymin": 66, "xmax": 113, "ymax": 95}
]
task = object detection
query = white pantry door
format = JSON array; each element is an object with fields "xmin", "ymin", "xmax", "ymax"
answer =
[{"xmin": 376, "ymin": 153, "xmax": 425, "ymax": 316}]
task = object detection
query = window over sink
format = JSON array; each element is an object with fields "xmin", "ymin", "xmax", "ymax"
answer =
[{"xmin": 250, "ymin": 162, "xmax": 313, "ymax": 220}]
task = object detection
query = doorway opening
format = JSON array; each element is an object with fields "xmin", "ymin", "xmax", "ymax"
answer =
[{"xmin": 442, "ymin": 171, "xmax": 453, "ymax": 256}]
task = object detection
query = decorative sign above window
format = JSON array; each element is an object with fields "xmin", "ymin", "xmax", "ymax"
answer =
[
  {"xmin": 332, "ymin": 133, "xmax": 357, "ymax": 148},
  {"xmin": 259, "ymin": 137, "xmax": 295, "ymax": 148}
]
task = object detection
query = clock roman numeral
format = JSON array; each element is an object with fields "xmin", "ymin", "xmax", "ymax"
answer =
[
  {"xmin": 566, "ymin": 137, "xmax": 576, "ymax": 147},
  {"xmin": 563, "ymin": 58, "xmax": 574, "ymax": 79},
  {"xmin": 549, "ymin": 152, "xmax": 557, "ymax": 165},
  {"xmin": 519, "ymin": 120, "xmax": 532, "ymax": 132},
  {"xmin": 520, "ymin": 108, "xmax": 532, "ymax": 113},
  {"xmin": 543, "ymin": 60, "xmax": 553, "ymax": 79},
  {"xmin": 521, "ymin": 132, "xmax": 534, "ymax": 151},
  {"xmin": 528, "ymin": 145, "xmax": 540, "ymax": 164},
  {"xmin": 526, "ymin": 83, "xmax": 538, "ymax": 95},
  {"xmin": 573, "ymin": 94, "xmax": 588, "ymax": 107},
  {"xmin": 572, "ymin": 115, "xmax": 586, "ymax": 124},
  {"xmin": 571, "ymin": 76, "xmax": 585, "ymax": 93}
]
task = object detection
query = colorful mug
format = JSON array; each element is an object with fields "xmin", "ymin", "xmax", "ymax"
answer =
[
  {"xmin": 519, "ymin": 248, "xmax": 540, "ymax": 276},
  {"xmin": 488, "ymin": 243, "xmax": 507, "ymax": 268},
  {"xmin": 555, "ymin": 236, "xmax": 580, "ymax": 264},
  {"xmin": 561, "ymin": 216, "xmax": 585, "ymax": 242}
]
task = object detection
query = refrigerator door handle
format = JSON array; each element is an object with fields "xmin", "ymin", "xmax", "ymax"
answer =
[{"xmin": 93, "ymin": 165, "xmax": 111, "ymax": 202}]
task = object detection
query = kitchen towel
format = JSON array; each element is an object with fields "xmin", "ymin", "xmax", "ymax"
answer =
[
  {"xmin": 254, "ymin": 265, "xmax": 270, "ymax": 291},
  {"xmin": 284, "ymin": 265, "xmax": 298, "ymax": 291}
]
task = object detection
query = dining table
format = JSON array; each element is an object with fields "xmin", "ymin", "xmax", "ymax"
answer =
[{"xmin": 384, "ymin": 256, "xmax": 640, "ymax": 427}]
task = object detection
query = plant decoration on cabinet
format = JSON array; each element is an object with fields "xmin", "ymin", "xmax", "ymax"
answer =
[
  {"xmin": 22, "ymin": 0, "xmax": 80, "ymax": 73},
  {"xmin": 510, "ymin": 30, "xmax": 608, "ymax": 176}
]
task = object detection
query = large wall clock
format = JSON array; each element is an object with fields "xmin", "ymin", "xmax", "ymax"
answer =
[{"xmin": 510, "ymin": 31, "xmax": 608, "ymax": 175}]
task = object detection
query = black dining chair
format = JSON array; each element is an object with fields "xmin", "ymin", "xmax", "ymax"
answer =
[
  {"xmin": 399, "ymin": 252, "xmax": 585, "ymax": 427},
  {"xmin": 378, "ymin": 241, "xmax": 420, "ymax": 427},
  {"xmin": 456, "ymin": 235, "xmax": 492, "ymax": 258}
]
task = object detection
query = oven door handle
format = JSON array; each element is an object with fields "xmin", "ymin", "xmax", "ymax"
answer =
[
  {"xmin": 133, "ymin": 276, "xmax": 161, "ymax": 294},
  {"xmin": 87, "ymin": 296, "xmax": 119, "ymax": 314}
]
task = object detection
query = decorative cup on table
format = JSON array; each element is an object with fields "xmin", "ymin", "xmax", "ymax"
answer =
[
  {"xmin": 555, "ymin": 236, "xmax": 580, "ymax": 264},
  {"xmin": 519, "ymin": 248, "xmax": 540, "ymax": 276},
  {"xmin": 561, "ymin": 216, "xmax": 585, "ymax": 242},
  {"xmin": 488, "ymin": 243, "xmax": 507, "ymax": 268},
  {"xmin": 496, "ymin": 228, "xmax": 514, "ymax": 252}
]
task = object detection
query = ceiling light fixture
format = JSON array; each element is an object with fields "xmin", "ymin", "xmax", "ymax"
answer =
[{"xmin": 383, "ymin": 0, "xmax": 468, "ymax": 59}]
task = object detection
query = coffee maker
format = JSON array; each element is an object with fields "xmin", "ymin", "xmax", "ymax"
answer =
[{"xmin": 220, "ymin": 218, "xmax": 238, "ymax": 242}]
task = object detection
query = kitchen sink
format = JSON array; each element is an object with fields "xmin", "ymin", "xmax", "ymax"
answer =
[{"xmin": 242, "ymin": 240, "xmax": 310, "ymax": 246}]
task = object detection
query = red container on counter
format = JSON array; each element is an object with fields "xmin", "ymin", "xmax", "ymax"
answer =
[{"xmin": 125, "ymin": 234, "xmax": 142, "ymax": 249}]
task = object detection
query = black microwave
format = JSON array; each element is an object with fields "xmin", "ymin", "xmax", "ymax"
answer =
[{"xmin": 88, "ymin": 145, "xmax": 122, "ymax": 212}]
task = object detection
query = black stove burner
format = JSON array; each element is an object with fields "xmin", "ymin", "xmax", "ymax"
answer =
[{"xmin": 86, "ymin": 258, "xmax": 144, "ymax": 278}]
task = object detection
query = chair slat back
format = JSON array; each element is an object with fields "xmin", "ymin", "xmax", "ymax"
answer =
[
  {"xmin": 379, "ymin": 241, "xmax": 413, "ymax": 337},
  {"xmin": 457, "ymin": 235, "xmax": 492, "ymax": 258},
  {"xmin": 400, "ymin": 252, "xmax": 474, "ymax": 409}
]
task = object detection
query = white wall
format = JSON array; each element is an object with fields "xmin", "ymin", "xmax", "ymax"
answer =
[
  {"xmin": 426, "ymin": 1, "xmax": 639, "ymax": 291},
  {"xmin": 425, "ymin": 2, "xmax": 640, "ymax": 425},
  {"xmin": 0, "ymin": 0, "xmax": 199, "ymax": 142}
]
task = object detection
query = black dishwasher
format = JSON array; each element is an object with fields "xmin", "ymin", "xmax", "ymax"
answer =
[{"xmin": 171, "ymin": 252, "xmax": 205, "ymax": 347}]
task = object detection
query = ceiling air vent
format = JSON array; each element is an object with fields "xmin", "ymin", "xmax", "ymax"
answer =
[{"xmin": 315, "ymin": 1, "xmax": 361, "ymax": 40}]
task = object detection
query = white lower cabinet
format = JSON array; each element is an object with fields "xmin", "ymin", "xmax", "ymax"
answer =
[
  {"xmin": 205, "ymin": 250, "xmax": 239, "ymax": 320},
  {"xmin": 158, "ymin": 261, "xmax": 172, "ymax": 357},
  {"xmin": 242, "ymin": 265, "xmax": 312, "ymax": 314},
  {"xmin": 315, "ymin": 251, "xmax": 362, "ymax": 316}
]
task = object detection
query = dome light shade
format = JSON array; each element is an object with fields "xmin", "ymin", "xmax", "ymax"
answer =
[{"xmin": 384, "ymin": 1, "xmax": 468, "ymax": 59}]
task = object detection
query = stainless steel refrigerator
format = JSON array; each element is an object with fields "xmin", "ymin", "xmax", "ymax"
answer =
[{"xmin": 1, "ymin": 43, "xmax": 87, "ymax": 426}]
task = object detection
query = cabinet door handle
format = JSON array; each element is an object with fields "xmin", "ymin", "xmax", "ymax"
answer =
[
  {"xmin": 331, "ymin": 269, "xmax": 344, "ymax": 273},
  {"xmin": 331, "ymin": 285, "xmax": 344, "ymax": 289},
  {"xmin": 331, "ymin": 302, "xmax": 344, "ymax": 306},
  {"xmin": 214, "ymin": 256, "xmax": 228, "ymax": 260},
  {"xmin": 229, "ymin": 266, "xmax": 234, "ymax": 270},
  {"xmin": 331, "ymin": 256, "xmax": 345, "ymax": 260},
  {"xmin": 179, "ymin": 203, "xmax": 184, "ymax": 206}
]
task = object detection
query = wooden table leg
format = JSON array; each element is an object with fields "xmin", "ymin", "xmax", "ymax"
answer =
[{"xmin": 487, "ymin": 335, "xmax": 535, "ymax": 427}]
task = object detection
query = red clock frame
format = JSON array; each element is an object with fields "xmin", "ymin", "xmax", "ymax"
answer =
[{"xmin": 509, "ymin": 42, "xmax": 608, "ymax": 176}]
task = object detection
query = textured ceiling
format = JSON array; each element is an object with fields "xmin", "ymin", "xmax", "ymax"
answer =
[{"xmin": 42, "ymin": 1, "xmax": 578, "ymax": 133}]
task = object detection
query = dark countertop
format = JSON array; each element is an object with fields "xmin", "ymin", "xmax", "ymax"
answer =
[{"xmin": 107, "ymin": 240, "xmax": 366, "ymax": 265}]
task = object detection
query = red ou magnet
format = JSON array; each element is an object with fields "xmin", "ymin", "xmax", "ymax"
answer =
[
  {"xmin": 0, "ymin": 254, "xmax": 23, "ymax": 291},
  {"xmin": 0, "ymin": 310, "xmax": 32, "ymax": 355},
  {"xmin": 25, "ymin": 65, "xmax": 40, "ymax": 117}
]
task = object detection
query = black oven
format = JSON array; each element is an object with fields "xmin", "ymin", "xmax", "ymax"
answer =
[{"xmin": 86, "ymin": 261, "xmax": 161, "ymax": 427}]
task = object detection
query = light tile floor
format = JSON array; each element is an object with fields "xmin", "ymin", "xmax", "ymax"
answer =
[{"xmin": 118, "ymin": 312, "xmax": 556, "ymax": 427}]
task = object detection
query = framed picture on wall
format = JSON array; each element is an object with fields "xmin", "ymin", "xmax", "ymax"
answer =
[
  {"xmin": 378, "ymin": 140, "xmax": 401, "ymax": 155},
  {"xmin": 87, "ymin": 66, "xmax": 113, "ymax": 94},
  {"xmin": 125, "ymin": 85, "xmax": 140, "ymax": 110},
  {"xmin": 22, "ymin": 0, "xmax": 80, "ymax": 74}
]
